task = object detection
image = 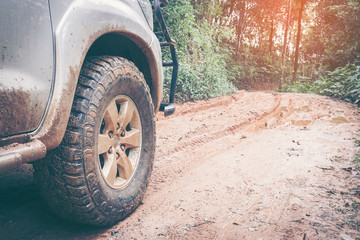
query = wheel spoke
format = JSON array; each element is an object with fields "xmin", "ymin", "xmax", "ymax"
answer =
[
  {"xmin": 98, "ymin": 95, "xmax": 141, "ymax": 189},
  {"xmin": 118, "ymin": 150, "xmax": 134, "ymax": 180},
  {"xmin": 98, "ymin": 134, "xmax": 113, "ymax": 154},
  {"xmin": 103, "ymin": 99, "xmax": 119, "ymax": 132},
  {"xmin": 121, "ymin": 129, "xmax": 141, "ymax": 149},
  {"xmin": 118, "ymin": 100, "xmax": 136, "ymax": 128},
  {"xmin": 102, "ymin": 153, "xmax": 117, "ymax": 185}
]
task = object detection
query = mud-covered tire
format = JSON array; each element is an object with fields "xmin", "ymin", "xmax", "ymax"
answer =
[{"xmin": 33, "ymin": 56, "xmax": 155, "ymax": 226}]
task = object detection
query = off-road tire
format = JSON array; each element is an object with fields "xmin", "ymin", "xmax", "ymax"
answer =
[{"xmin": 33, "ymin": 56, "xmax": 155, "ymax": 226}]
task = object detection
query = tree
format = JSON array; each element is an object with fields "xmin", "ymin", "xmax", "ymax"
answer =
[
  {"xmin": 163, "ymin": 0, "xmax": 360, "ymax": 96},
  {"xmin": 293, "ymin": 0, "xmax": 306, "ymax": 83},
  {"xmin": 282, "ymin": 0, "xmax": 292, "ymax": 66}
]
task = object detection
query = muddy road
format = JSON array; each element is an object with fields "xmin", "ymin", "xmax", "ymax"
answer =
[{"xmin": 1, "ymin": 91, "xmax": 360, "ymax": 239}]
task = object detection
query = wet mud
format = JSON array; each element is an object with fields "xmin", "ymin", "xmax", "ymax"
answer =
[{"xmin": 0, "ymin": 91, "xmax": 359, "ymax": 239}]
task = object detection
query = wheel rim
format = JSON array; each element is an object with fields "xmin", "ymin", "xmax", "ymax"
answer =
[{"xmin": 98, "ymin": 95, "xmax": 142, "ymax": 189}]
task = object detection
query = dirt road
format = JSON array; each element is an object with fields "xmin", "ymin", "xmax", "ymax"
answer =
[{"xmin": 1, "ymin": 91, "xmax": 360, "ymax": 239}]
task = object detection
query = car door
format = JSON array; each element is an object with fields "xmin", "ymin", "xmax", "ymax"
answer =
[{"xmin": 0, "ymin": 0, "xmax": 54, "ymax": 138}]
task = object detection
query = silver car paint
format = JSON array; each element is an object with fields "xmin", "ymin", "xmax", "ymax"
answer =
[
  {"xmin": 0, "ymin": 0, "xmax": 163, "ymax": 171},
  {"xmin": 0, "ymin": 0, "xmax": 54, "ymax": 137},
  {"xmin": 0, "ymin": 0, "xmax": 162, "ymax": 143},
  {"xmin": 35, "ymin": 0, "xmax": 163, "ymax": 150}
]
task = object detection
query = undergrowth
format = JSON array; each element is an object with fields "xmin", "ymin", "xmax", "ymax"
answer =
[
  {"xmin": 354, "ymin": 130, "xmax": 360, "ymax": 170},
  {"xmin": 344, "ymin": 130, "xmax": 360, "ymax": 231},
  {"xmin": 157, "ymin": 0, "xmax": 237, "ymax": 102},
  {"xmin": 282, "ymin": 62, "xmax": 360, "ymax": 107}
]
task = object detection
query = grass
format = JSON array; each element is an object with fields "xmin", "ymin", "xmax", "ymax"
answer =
[
  {"xmin": 355, "ymin": 153, "xmax": 360, "ymax": 170},
  {"xmin": 345, "ymin": 130, "xmax": 360, "ymax": 231},
  {"xmin": 354, "ymin": 131, "xmax": 360, "ymax": 170}
]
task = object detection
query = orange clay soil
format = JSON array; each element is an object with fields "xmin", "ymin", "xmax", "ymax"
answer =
[{"xmin": 1, "ymin": 91, "xmax": 359, "ymax": 240}]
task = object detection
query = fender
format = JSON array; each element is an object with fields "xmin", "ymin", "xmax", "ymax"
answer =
[
  {"xmin": 0, "ymin": 0, "xmax": 163, "ymax": 172},
  {"xmin": 36, "ymin": 0, "xmax": 163, "ymax": 150}
]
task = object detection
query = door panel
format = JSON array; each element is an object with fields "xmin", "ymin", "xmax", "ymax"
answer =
[{"xmin": 0, "ymin": 0, "xmax": 54, "ymax": 137}]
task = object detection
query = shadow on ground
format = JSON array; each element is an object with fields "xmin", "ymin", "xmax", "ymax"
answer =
[{"xmin": 0, "ymin": 165, "xmax": 105, "ymax": 240}]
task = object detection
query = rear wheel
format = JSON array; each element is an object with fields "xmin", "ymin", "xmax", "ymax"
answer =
[{"xmin": 34, "ymin": 56, "xmax": 155, "ymax": 226}]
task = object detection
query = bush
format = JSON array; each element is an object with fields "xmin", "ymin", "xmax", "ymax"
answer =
[
  {"xmin": 282, "ymin": 62, "xmax": 360, "ymax": 106},
  {"xmin": 157, "ymin": 0, "xmax": 237, "ymax": 102}
]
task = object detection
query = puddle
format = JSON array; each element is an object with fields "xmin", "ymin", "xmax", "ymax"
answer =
[
  {"xmin": 295, "ymin": 105, "xmax": 311, "ymax": 112},
  {"xmin": 330, "ymin": 116, "xmax": 348, "ymax": 124},
  {"xmin": 291, "ymin": 120, "xmax": 312, "ymax": 126}
]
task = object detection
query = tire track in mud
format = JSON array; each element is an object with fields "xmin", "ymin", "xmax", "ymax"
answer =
[
  {"xmin": 164, "ymin": 94, "xmax": 284, "ymax": 156},
  {"xmin": 1, "ymin": 92, "xmax": 359, "ymax": 240},
  {"xmin": 151, "ymin": 93, "xmax": 305, "ymax": 212},
  {"xmin": 109, "ymin": 92, "xmax": 360, "ymax": 240},
  {"xmin": 243, "ymin": 97, "xmax": 295, "ymax": 131},
  {"xmin": 150, "ymin": 93, "xmax": 303, "ymax": 239},
  {"xmin": 158, "ymin": 91, "xmax": 246, "ymax": 119}
]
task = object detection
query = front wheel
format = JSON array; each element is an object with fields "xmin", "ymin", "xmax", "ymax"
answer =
[{"xmin": 34, "ymin": 56, "xmax": 156, "ymax": 226}]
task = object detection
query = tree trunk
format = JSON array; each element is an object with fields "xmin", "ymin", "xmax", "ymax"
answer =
[
  {"xmin": 293, "ymin": 0, "xmax": 306, "ymax": 83},
  {"xmin": 235, "ymin": 0, "xmax": 246, "ymax": 53},
  {"xmin": 280, "ymin": 0, "xmax": 292, "ymax": 88},
  {"xmin": 282, "ymin": 0, "xmax": 292, "ymax": 66},
  {"xmin": 269, "ymin": 18, "xmax": 274, "ymax": 57}
]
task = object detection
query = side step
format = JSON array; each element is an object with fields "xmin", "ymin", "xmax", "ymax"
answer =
[
  {"xmin": 0, "ymin": 140, "xmax": 46, "ymax": 173},
  {"xmin": 159, "ymin": 103, "xmax": 175, "ymax": 117}
]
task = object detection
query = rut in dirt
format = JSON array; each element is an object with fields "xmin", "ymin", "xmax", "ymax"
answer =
[
  {"xmin": 0, "ymin": 91, "xmax": 359, "ymax": 240},
  {"xmin": 109, "ymin": 91, "xmax": 360, "ymax": 240}
]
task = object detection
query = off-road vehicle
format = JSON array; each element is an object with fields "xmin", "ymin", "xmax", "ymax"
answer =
[{"xmin": 0, "ymin": 0, "xmax": 177, "ymax": 226}]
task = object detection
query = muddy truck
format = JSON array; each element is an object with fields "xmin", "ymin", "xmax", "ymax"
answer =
[{"xmin": 0, "ymin": 0, "xmax": 177, "ymax": 226}]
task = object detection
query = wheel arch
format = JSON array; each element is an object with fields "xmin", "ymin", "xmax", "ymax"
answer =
[
  {"xmin": 85, "ymin": 32, "xmax": 160, "ymax": 109},
  {"xmin": 35, "ymin": 0, "xmax": 163, "ymax": 151}
]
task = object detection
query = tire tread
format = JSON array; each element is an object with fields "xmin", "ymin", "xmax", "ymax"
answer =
[{"xmin": 34, "ymin": 56, "xmax": 155, "ymax": 226}]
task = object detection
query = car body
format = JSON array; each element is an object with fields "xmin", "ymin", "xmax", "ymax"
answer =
[
  {"xmin": 0, "ymin": 0, "xmax": 178, "ymax": 226},
  {"xmin": 0, "ymin": 0, "xmax": 163, "ymax": 172}
]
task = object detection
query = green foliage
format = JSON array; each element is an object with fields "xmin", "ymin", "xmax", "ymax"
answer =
[
  {"xmin": 354, "ymin": 130, "xmax": 360, "ymax": 170},
  {"xmin": 230, "ymin": 49, "xmax": 284, "ymax": 90},
  {"xmin": 304, "ymin": 0, "xmax": 360, "ymax": 71},
  {"xmin": 354, "ymin": 152, "xmax": 360, "ymax": 170},
  {"xmin": 158, "ymin": 0, "xmax": 237, "ymax": 102},
  {"xmin": 282, "ymin": 62, "xmax": 360, "ymax": 106},
  {"xmin": 155, "ymin": 0, "xmax": 359, "ymax": 101}
]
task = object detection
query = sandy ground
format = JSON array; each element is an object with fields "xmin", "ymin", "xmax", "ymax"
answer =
[{"xmin": 1, "ymin": 91, "xmax": 360, "ymax": 240}]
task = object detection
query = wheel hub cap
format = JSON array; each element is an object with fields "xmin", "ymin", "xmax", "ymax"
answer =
[{"xmin": 97, "ymin": 95, "xmax": 142, "ymax": 189}]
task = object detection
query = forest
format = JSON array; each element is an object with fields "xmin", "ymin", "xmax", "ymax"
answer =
[{"xmin": 157, "ymin": 0, "xmax": 360, "ymax": 105}]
